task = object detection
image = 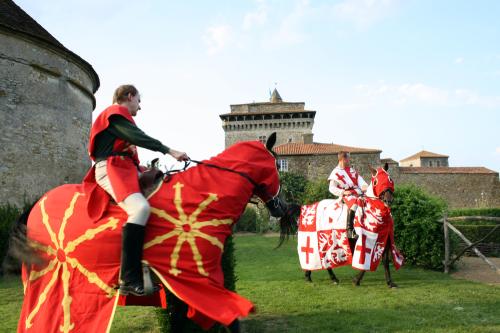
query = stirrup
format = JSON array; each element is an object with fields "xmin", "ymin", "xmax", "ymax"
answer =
[
  {"xmin": 347, "ymin": 229, "xmax": 358, "ymax": 239},
  {"xmin": 118, "ymin": 264, "xmax": 159, "ymax": 296}
]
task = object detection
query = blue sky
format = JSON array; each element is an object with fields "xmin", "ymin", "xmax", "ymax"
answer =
[{"xmin": 16, "ymin": 0, "xmax": 500, "ymax": 172}]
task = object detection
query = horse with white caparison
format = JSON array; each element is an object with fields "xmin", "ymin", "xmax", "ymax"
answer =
[{"xmin": 298, "ymin": 164, "xmax": 404, "ymax": 288}]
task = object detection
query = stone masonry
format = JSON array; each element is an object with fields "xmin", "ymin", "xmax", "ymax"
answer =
[{"xmin": 0, "ymin": 1, "xmax": 99, "ymax": 207}]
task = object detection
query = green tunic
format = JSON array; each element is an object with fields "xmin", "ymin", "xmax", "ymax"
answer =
[{"xmin": 93, "ymin": 115, "xmax": 169, "ymax": 161}]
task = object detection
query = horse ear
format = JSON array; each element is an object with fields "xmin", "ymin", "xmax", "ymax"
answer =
[
  {"xmin": 368, "ymin": 165, "xmax": 377, "ymax": 176},
  {"xmin": 266, "ymin": 132, "xmax": 277, "ymax": 151},
  {"xmin": 384, "ymin": 162, "xmax": 389, "ymax": 171},
  {"xmin": 151, "ymin": 158, "xmax": 159, "ymax": 169}
]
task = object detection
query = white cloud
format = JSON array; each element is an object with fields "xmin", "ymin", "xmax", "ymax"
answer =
[
  {"xmin": 203, "ymin": 25, "xmax": 233, "ymax": 55},
  {"xmin": 333, "ymin": 0, "xmax": 399, "ymax": 28},
  {"xmin": 455, "ymin": 57, "xmax": 464, "ymax": 64},
  {"xmin": 243, "ymin": 0, "xmax": 268, "ymax": 30},
  {"xmin": 496, "ymin": 147, "xmax": 500, "ymax": 155},
  {"xmin": 355, "ymin": 81, "xmax": 500, "ymax": 108},
  {"xmin": 270, "ymin": 0, "xmax": 310, "ymax": 46}
]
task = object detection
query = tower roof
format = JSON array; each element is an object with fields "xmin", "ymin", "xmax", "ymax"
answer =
[
  {"xmin": 0, "ymin": 0, "xmax": 99, "ymax": 93},
  {"xmin": 270, "ymin": 88, "xmax": 283, "ymax": 103}
]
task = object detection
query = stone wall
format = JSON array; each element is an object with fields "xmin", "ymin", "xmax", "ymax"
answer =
[
  {"xmin": 224, "ymin": 119, "xmax": 313, "ymax": 147},
  {"xmin": 0, "ymin": 32, "xmax": 97, "ymax": 206},
  {"xmin": 280, "ymin": 152, "xmax": 381, "ymax": 183},
  {"xmin": 391, "ymin": 170, "xmax": 500, "ymax": 209}
]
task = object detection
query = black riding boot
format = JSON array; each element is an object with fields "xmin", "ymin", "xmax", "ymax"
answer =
[
  {"xmin": 346, "ymin": 209, "xmax": 357, "ymax": 239},
  {"xmin": 119, "ymin": 223, "xmax": 146, "ymax": 296}
]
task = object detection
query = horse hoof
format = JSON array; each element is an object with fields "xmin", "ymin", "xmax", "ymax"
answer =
[
  {"xmin": 388, "ymin": 283, "xmax": 398, "ymax": 289},
  {"xmin": 352, "ymin": 280, "xmax": 360, "ymax": 287},
  {"xmin": 305, "ymin": 278, "xmax": 312, "ymax": 283},
  {"xmin": 331, "ymin": 278, "xmax": 339, "ymax": 285}
]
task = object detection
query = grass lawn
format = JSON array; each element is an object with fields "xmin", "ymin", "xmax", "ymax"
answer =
[
  {"xmin": 236, "ymin": 235, "xmax": 500, "ymax": 333},
  {"xmin": 1, "ymin": 235, "xmax": 499, "ymax": 332}
]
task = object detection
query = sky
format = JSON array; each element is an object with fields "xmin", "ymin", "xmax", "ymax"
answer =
[{"xmin": 16, "ymin": 0, "xmax": 500, "ymax": 172}]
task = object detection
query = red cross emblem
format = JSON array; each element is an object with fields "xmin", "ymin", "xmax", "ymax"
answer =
[
  {"xmin": 355, "ymin": 234, "xmax": 372, "ymax": 265},
  {"xmin": 301, "ymin": 236, "xmax": 315, "ymax": 264}
]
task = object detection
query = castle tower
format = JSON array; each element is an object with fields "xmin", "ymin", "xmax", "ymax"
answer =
[
  {"xmin": 0, "ymin": 1, "xmax": 99, "ymax": 206},
  {"xmin": 219, "ymin": 89, "xmax": 316, "ymax": 147}
]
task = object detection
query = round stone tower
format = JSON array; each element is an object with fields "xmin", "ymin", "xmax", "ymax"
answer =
[{"xmin": 0, "ymin": 0, "xmax": 99, "ymax": 206}]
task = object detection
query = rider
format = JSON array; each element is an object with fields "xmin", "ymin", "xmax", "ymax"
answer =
[
  {"xmin": 328, "ymin": 151, "xmax": 368, "ymax": 238},
  {"xmin": 88, "ymin": 84, "xmax": 188, "ymax": 296}
]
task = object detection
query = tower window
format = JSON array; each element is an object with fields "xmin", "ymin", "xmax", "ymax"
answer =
[{"xmin": 258, "ymin": 135, "xmax": 267, "ymax": 144}]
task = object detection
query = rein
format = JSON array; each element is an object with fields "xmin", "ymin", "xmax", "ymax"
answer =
[{"xmin": 163, "ymin": 158, "xmax": 265, "ymax": 195}]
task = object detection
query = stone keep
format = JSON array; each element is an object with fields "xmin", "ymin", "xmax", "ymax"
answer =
[
  {"xmin": 220, "ymin": 89, "xmax": 316, "ymax": 148},
  {"xmin": 0, "ymin": 1, "xmax": 99, "ymax": 206}
]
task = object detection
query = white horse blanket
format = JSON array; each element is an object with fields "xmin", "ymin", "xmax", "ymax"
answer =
[{"xmin": 298, "ymin": 197, "xmax": 404, "ymax": 271}]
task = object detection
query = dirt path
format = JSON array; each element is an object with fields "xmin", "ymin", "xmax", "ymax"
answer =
[{"xmin": 451, "ymin": 257, "xmax": 500, "ymax": 285}]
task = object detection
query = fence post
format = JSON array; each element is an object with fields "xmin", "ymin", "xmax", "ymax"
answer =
[{"xmin": 443, "ymin": 212, "xmax": 449, "ymax": 274}]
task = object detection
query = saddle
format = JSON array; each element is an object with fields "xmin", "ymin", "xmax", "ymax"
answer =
[{"xmin": 139, "ymin": 168, "xmax": 164, "ymax": 198}]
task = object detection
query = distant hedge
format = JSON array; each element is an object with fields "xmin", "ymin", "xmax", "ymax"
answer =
[
  {"xmin": 449, "ymin": 208, "xmax": 500, "ymax": 218},
  {"xmin": 391, "ymin": 185, "xmax": 447, "ymax": 270}
]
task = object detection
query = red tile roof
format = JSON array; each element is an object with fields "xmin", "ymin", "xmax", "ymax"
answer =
[
  {"xmin": 274, "ymin": 142, "xmax": 381, "ymax": 155},
  {"xmin": 381, "ymin": 158, "xmax": 398, "ymax": 164},
  {"xmin": 400, "ymin": 150, "xmax": 449, "ymax": 162},
  {"xmin": 400, "ymin": 167, "xmax": 497, "ymax": 174}
]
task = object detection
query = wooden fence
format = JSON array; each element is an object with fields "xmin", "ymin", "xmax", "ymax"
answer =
[{"xmin": 442, "ymin": 215, "xmax": 500, "ymax": 275}]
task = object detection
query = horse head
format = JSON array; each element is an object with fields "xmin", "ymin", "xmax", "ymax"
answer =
[{"xmin": 368, "ymin": 163, "xmax": 395, "ymax": 206}]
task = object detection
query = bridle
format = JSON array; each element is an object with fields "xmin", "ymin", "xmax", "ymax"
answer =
[{"xmin": 162, "ymin": 158, "xmax": 282, "ymax": 209}]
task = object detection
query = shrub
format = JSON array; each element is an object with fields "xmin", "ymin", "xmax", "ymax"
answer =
[
  {"xmin": 0, "ymin": 204, "xmax": 22, "ymax": 275},
  {"xmin": 279, "ymin": 172, "xmax": 307, "ymax": 204},
  {"xmin": 233, "ymin": 206, "xmax": 257, "ymax": 233},
  {"xmin": 452, "ymin": 224, "xmax": 500, "ymax": 243},
  {"xmin": 391, "ymin": 184, "xmax": 447, "ymax": 270},
  {"xmin": 302, "ymin": 178, "xmax": 333, "ymax": 205},
  {"xmin": 449, "ymin": 208, "xmax": 500, "ymax": 218},
  {"xmin": 256, "ymin": 207, "xmax": 271, "ymax": 234}
]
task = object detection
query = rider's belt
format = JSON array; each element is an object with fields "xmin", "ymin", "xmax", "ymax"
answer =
[{"xmin": 95, "ymin": 152, "xmax": 140, "ymax": 170}]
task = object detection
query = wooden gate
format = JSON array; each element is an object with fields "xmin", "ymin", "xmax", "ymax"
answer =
[{"xmin": 442, "ymin": 214, "xmax": 500, "ymax": 275}]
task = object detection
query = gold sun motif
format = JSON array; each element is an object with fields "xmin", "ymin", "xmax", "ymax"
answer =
[
  {"xmin": 25, "ymin": 193, "xmax": 119, "ymax": 333},
  {"xmin": 144, "ymin": 182, "xmax": 233, "ymax": 277}
]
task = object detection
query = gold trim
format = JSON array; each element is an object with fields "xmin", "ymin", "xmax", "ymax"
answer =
[
  {"xmin": 104, "ymin": 293, "xmax": 121, "ymax": 333},
  {"xmin": 25, "ymin": 263, "xmax": 61, "ymax": 329}
]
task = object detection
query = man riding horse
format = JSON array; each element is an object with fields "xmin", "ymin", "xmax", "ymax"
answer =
[
  {"xmin": 86, "ymin": 84, "xmax": 188, "ymax": 296},
  {"xmin": 328, "ymin": 151, "xmax": 368, "ymax": 238}
]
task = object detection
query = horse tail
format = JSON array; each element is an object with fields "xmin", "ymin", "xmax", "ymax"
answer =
[
  {"xmin": 2, "ymin": 202, "xmax": 42, "ymax": 275},
  {"xmin": 276, "ymin": 203, "xmax": 301, "ymax": 248}
]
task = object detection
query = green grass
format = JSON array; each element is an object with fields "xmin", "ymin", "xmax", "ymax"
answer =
[
  {"xmin": 1, "ymin": 235, "xmax": 499, "ymax": 332},
  {"xmin": 0, "ymin": 274, "xmax": 160, "ymax": 333},
  {"xmin": 235, "ymin": 235, "xmax": 500, "ymax": 333}
]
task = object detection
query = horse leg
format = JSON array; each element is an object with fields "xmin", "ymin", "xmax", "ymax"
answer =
[
  {"xmin": 352, "ymin": 270, "xmax": 365, "ymax": 286},
  {"xmin": 383, "ymin": 245, "xmax": 398, "ymax": 288},
  {"xmin": 168, "ymin": 292, "xmax": 188, "ymax": 333},
  {"xmin": 305, "ymin": 270, "xmax": 312, "ymax": 282},
  {"xmin": 227, "ymin": 319, "xmax": 241, "ymax": 333},
  {"xmin": 327, "ymin": 268, "xmax": 339, "ymax": 284}
]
